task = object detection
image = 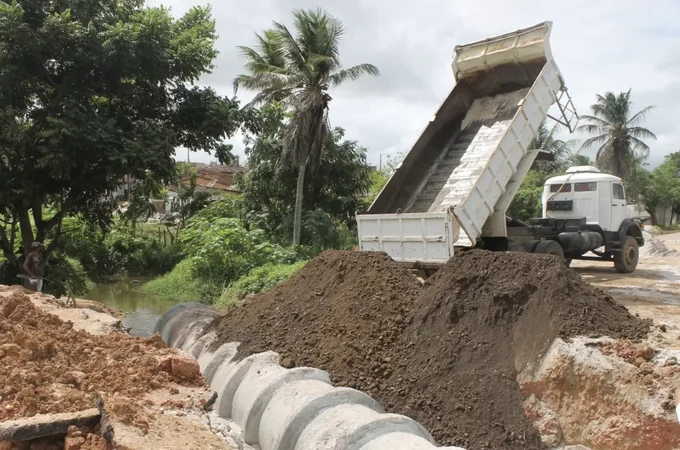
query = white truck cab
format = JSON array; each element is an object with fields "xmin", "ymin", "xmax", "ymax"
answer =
[
  {"xmin": 510, "ymin": 165, "xmax": 644, "ymax": 273},
  {"xmin": 542, "ymin": 166, "xmax": 633, "ymax": 232}
]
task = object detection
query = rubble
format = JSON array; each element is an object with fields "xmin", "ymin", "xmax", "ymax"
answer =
[
  {"xmin": 520, "ymin": 337, "xmax": 680, "ymax": 450},
  {"xmin": 0, "ymin": 292, "xmax": 203, "ymax": 423}
]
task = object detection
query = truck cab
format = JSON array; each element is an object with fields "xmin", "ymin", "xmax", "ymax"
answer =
[
  {"xmin": 543, "ymin": 166, "xmax": 632, "ymax": 232},
  {"xmin": 527, "ymin": 165, "xmax": 645, "ymax": 273}
]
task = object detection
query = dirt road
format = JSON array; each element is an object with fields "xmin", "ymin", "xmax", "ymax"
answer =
[{"xmin": 571, "ymin": 232, "xmax": 680, "ymax": 348}]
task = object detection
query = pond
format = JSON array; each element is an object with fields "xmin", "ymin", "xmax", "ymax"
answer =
[{"xmin": 85, "ymin": 279, "xmax": 172, "ymax": 338}]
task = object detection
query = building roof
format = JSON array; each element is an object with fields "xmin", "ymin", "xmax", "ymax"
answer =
[{"xmin": 168, "ymin": 163, "xmax": 246, "ymax": 194}]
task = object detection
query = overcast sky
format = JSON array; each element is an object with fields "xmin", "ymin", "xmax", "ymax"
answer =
[{"xmin": 149, "ymin": 0, "xmax": 680, "ymax": 170}]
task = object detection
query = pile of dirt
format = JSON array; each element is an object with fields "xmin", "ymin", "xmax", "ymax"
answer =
[
  {"xmin": 0, "ymin": 292, "xmax": 203, "ymax": 422},
  {"xmin": 379, "ymin": 250, "xmax": 650, "ymax": 449},
  {"xmin": 640, "ymin": 230, "xmax": 678, "ymax": 258},
  {"xmin": 207, "ymin": 250, "xmax": 421, "ymax": 391},
  {"xmin": 206, "ymin": 249, "xmax": 650, "ymax": 450}
]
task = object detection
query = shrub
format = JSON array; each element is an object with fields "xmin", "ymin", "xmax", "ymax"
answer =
[
  {"xmin": 216, "ymin": 261, "xmax": 306, "ymax": 310},
  {"xmin": 45, "ymin": 256, "xmax": 95, "ymax": 297},
  {"xmin": 179, "ymin": 215, "xmax": 298, "ymax": 288},
  {"xmin": 140, "ymin": 258, "xmax": 221, "ymax": 304},
  {"xmin": 58, "ymin": 218, "xmax": 182, "ymax": 279}
]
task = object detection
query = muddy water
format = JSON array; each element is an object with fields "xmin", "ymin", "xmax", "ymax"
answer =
[{"xmin": 86, "ymin": 279, "xmax": 172, "ymax": 337}]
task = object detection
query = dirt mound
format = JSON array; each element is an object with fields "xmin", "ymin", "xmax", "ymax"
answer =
[
  {"xmin": 380, "ymin": 250, "xmax": 650, "ymax": 449},
  {"xmin": 0, "ymin": 292, "xmax": 203, "ymax": 422},
  {"xmin": 206, "ymin": 249, "xmax": 649, "ymax": 450},
  {"xmin": 206, "ymin": 250, "xmax": 421, "ymax": 390},
  {"xmin": 640, "ymin": 230, "xmax": 678, "ymax": 258}
]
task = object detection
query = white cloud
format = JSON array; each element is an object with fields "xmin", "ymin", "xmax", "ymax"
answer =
[{"xmin": 152, "ymin": 0, "xmax": 680, "ymax": 168}]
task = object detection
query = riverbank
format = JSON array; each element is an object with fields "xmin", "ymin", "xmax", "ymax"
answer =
[{"xmin": 0, "ymin": 286, "xmax": 245, "ymax": 450}]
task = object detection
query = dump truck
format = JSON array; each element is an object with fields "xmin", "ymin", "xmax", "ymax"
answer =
[{"xmin": 356, "ymin": 21, "xmax": 644, "ymax": 273}]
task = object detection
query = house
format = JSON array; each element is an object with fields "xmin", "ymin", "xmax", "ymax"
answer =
[
  {"xmin": 160, "ymin": 163, "xmax": 246, "ymax": 213},
  {"xmin": 167, "ymin": 163, "xmax": 245, "ymax": 196},
  {"xmin": 111, "ymin": 163, "xmax": 248, "ymax": 216}
]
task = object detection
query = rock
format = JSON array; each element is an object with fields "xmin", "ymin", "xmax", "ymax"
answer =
[
  {"xmin": 0, "ymin": 343, "xmax": 20, "ymax": 356},
  {"xmin": 64, "ymin": 436, "xmax": 86, "ymax": 450},
  {"xmin": 281, "ymin": 357, "xmax": 295, "ymax": 368},
  {"xmin": 158, "ymin": 354, "xmax": 200, "ymax": 380},
  {"xmin": 635, "ymin": 345, "xmax": 655, "ymax": 361},
  {"xmin": 523, "ymin": 395, "xmax": 564, "ymax": 448},
  {"xmin": 639, "ymin": 362, "xmax": 654, "ymax": 375},
  {"xmin": 62, "ymin": 371, "xmax": 87, "ymax": 387}
]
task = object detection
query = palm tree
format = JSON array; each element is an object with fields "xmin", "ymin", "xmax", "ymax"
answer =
[
  {"xmin": 577, "ymin": 90, "xmax": 656, "ymax": 179},
  {"xmin": 529, "ymin": 121, "xmax": 580, "ymax": 173},
  {"xmin": 234, "ymin": 9, "xmax": 380, "ymax": 246},
  {"xmin": 567, "ymin": 153, "xmax": 594, "ymax": 167}
]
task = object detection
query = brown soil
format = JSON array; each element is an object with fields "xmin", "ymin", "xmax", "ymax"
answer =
[
  {"xmin": 207, "ymin": 249, "xmax": 650, "ymax": 450},
  {"xmin": 207, "ymin": 250, "xmax": 421, "ymax": 389},
  {"xmin": 381, "ymin": 250, "xmax": 650, "ymax": 449},
  {"xmin": 0, "ymin": 292, "xmax": 203, "ymax": 422}
]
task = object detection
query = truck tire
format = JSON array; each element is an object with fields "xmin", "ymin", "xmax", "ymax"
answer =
[
  {"xmin": 614, "ymin": 235, "xmax": 639, "ymax": 273},
  {"xmin": 534, "ymin": 240, "xmax": 565, "ymax": 258}
]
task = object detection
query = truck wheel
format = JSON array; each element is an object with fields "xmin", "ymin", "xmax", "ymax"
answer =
[
  {"xmin": 614, "ymin": 236, "xmax": 639, "ymax": 273},
  {"xmin": 534, "ymin": 240, "xmax": 565, "ymax": 258}
]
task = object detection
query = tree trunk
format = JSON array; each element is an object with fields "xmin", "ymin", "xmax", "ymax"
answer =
[
  {"xmin": 293, "ymin": 161, "xmax": 307, "ymax": 247},
  {"xmin": 18, "ymin": 207, "xmax": 35, "ymax": 257}
]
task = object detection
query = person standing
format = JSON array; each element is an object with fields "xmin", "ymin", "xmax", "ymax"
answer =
[{"xmin": 22, "ymin": 242, "xmax": 45, "ymax": 292}]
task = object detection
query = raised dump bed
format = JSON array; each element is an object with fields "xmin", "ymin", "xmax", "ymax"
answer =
[{"xmin": 357, "ymin": 21, "xmax": 576, "ymax": 265}]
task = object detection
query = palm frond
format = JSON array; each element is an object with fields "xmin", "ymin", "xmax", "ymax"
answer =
[
  {"xmin": 328, "ymin": 64, "xmax": 380, "ymax": 86},
  {"xmin": 629, "ymin": 136, "xmax": 651, "ymax": 152},
  {"xmin": 272, "ymin": 20, "xmax": 309, "ymax": 74},
  {"xmin": 580, "ymin": 133, "xmax": 609, "ymax": 150},
  {"xmin": 627, "ymin": 105, "xmax": 655, "ymax": 127},
  {"xmin": 577, "ymin": 114, "xmax": 611, "ymax": 128},
  {"xmin": 628, "ymin": 126, "xmax": 657, "ymax": 141}
]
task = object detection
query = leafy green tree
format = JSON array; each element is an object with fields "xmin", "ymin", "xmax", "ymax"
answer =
[
  {"xmin": 642, "ymin": 153, "xmax": 680, "ymax": 224},
  {"xmin": 577, "ymin": 90, "xmax": 656, "ymax": 178},
  {"xmin": 234, "ymin": 8, "xmax": 379, "ymax": 246},
  {"xmin": 366, "ymin": 151, "xmax": 404, "ymax": 205},
  {"xmin": 508, "ymin": 121, "xmax": 582, "ymax": 221},
  {"xmin": 0, "ymin": 0, "xmax": 242, "ymax": 270},
  {"xmin": 507, "ymin": 170, "xmax": 547, "ymax": 222},
  {"xmin": 238, "ymin": 103, "xmax": 372, "ymax": 248},
  {"xmin": 568, "ymin": 153, "xmax": 594, "ymax": 167}
]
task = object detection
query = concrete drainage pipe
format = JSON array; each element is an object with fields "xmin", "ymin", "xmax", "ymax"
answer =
[{"xmin": 154, "ymin": 303, "xmax": 466, "ymax": 450}]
